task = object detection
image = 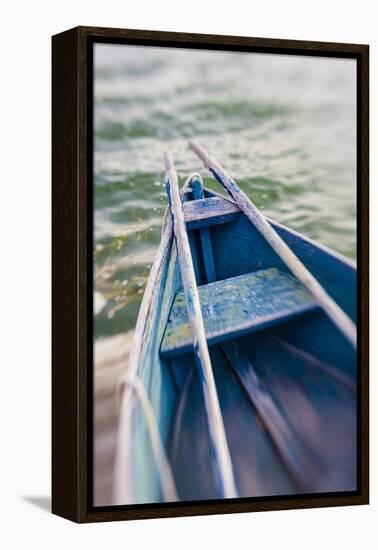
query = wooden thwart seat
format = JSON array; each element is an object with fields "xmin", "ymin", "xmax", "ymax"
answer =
[
  {"xmin": 160, "ymin": 267, "xmax": 319, "ymax": 357},
  {"xmin": 183, "ymin": 196, "xmax": 240, "ymax": 230}
]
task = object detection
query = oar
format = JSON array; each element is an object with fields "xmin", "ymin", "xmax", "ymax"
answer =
[
  {"xmin": 164, "ymin": 152, "xmax": 238, "ymax": 499},
  {"xmin": 189, "ymin": 140, "xmax": 357, "ymax": 349},
  {"xmin": 190, "ymin": 174, "xmax": 311, "ymax": 491}
]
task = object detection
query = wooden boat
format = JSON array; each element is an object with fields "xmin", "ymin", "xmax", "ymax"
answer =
[{"xmin": 114, "ymin": 149, "xmax": 356, "ymax": 506}]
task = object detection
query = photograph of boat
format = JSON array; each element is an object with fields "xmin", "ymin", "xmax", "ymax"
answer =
[{"xmin": 93, "ymin": 44, "xmax": 357, "ymax": 506}]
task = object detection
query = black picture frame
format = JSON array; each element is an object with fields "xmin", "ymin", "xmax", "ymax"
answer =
[{"xmin": 52, "ymin": 26, "xmax": 369, "ymax": 523}]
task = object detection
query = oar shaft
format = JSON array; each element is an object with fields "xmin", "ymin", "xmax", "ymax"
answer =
[
  {"xmin": 189, "ymin": 141, "xmax": 356, "ymax": 349},
  {"xmin": 190, "ymin": 175, "xmax": 310, "ymax": 489},
  {"xmin": 164, "ymin": 152, "xmax": 238, "ymax": 499}
]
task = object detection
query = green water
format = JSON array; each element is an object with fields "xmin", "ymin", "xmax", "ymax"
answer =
[{"xmin": 94, "ymin": 45, "xmax": 356, "ymax": 339}]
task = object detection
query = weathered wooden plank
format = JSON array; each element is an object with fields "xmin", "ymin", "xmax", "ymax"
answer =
[
  {"xmin": 183, "ymin": 196, "xmax": 240, "ymax": 230},
  {"xmin": 165, "ymin": 154, "xmax": 238, "ymax": 499},
  {"xmin": 161, "ymin": 267, "xmax": 318, "ymax": 357}
]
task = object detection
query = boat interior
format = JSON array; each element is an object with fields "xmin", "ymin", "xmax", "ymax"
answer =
[{"xmin": 132, "ymin": 179, "xmax": 357, "ymax": 504}]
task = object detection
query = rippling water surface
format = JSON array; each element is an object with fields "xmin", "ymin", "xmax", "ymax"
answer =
[{"xmin": 94, "ymin": 45, "xmax": 356, "ymax": 339}]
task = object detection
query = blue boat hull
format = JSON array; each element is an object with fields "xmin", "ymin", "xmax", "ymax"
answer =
[{"xmin": 114, "ymin": 189, "xmax": 356, "ymax": 505}]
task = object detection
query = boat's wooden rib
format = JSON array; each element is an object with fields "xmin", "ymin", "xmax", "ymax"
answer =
[
  {"xmin": 191, "ymin": 178, "xmax": 217, "ymax": 282},
  {"xmin": 221, "ymin": 341, "xmax": 312, "ymax": 491},
  {"xmin": 169, "ymin": 365, "xmax": 195, "ymax": 461},
  {"xmin": 266, "ymin": 333, "xmax": 356, "ymax": 390}
]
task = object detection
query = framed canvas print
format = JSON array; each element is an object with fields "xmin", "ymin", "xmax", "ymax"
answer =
[{"xmin": 52, "ymin": 26, "xmax": 369, "ymax": 523}]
